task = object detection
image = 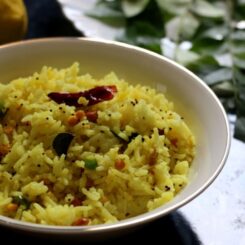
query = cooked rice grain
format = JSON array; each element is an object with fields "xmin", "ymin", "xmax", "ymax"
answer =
[{"xmin": 0, "ymin": 63, "xmax": 195, "ymax": 225}]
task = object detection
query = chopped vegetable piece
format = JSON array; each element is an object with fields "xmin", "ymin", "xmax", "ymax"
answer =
[
  {"xmin": 75, "ymin": 110, "xmax": 85, "ymax": 120},
  {"xmin": 72, "ymin": 217, "xmax": 89, "ymax": 226},
  {"xmin": 85, "ymin": 111, "xmax": 98, "ymax": 123},
  {"xmin": 0, "ymin": 144, "xmax": 11, "ymax": 158},
  {"xmin": 86, "ymin": 178, "xmax": 94, "ymax": 188},
  {"xmin": 48, "ymin": 85, "xmax": 117, "ymax": 107},
  {"xmin": 84, "ymin": 159, "xmax": 98, "ymax": 170},
  {"xmin": 6, "ymin": 203, "xmax": 18, "ymax": 212},
  {"xmin": 52, "ymin": 133, "xmax": 74, "ymax": 156},
  {"xmin": 115, "ymin": 159, "xmax": 125, "ymax": 170},
  {"xmin": 12, "ymin": 195, "xmax": 30, "ymax": 210},
  {"xmin": 67, "ymin": 115, "xmax": 79, "ymax": 126},
  {"xmin": 71, "ymin": 197, "xmax": 84, "ymax": 207}
]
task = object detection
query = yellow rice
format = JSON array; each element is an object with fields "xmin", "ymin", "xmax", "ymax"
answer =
[{"xmin": 0, "ymin": 63, "xmax": 195, "ymax": 226}]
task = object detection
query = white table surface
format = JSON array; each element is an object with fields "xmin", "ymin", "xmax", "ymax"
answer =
[{"xmin": 180, "ymin": 138, "xmax": 245, "ymax": 245}]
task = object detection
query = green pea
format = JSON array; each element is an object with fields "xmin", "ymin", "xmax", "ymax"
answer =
[{"xmin": 84, "ymin": 159, "xmax": 98, "ymax": 170}]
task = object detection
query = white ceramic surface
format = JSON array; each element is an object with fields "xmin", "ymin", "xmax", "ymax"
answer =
[{"xmin": 0, "ymin": 38, "xmax": 230, "ymax": 237}]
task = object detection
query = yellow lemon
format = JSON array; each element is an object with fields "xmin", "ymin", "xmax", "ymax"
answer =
[{"xmin": 0, "ymin": 0, "xmax": 27, "ymax": 44}]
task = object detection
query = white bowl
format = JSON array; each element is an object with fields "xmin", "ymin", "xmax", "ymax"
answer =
[{"xmin": 0, "ymin": 38, "xmax": 230, "ymax": 238}]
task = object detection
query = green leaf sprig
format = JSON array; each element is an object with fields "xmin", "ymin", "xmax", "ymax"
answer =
[{"xmin": 87, "ymin": 0, "xmax": 245, "ymax": 142}]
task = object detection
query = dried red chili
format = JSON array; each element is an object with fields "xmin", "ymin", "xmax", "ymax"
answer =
[{"xmin": 48, "ymin": 85, "xmax": 117, "ymax": 107}]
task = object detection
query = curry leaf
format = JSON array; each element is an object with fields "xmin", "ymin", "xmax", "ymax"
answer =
[
  {"xmin": 86, "ymin": 1, "xmax": 125, "ymax": 26},
  {"xmin": 238, "ymin": 0, "xmax": 245, "ymax": 4},
  {"xmin": 200, "ymin": 25, "xmax": 229, "ymax": 40},
  {"xmin": 12, "ymin": 195, "xmax": 30, "ymax": 210},
  {"xmin": 53, "ymin": 133, "xmax": 74, "ymax": 156},
  {"xmin": 156, "ymin": 0, "xmax": 192, "ymax": 16},
  {"xmin": 90, "ymin": 0, "xmax": 245, "ymax": 142},
  {"xmin": 191, "ymin": 0, "xmax": 225, "ymax": 19},
  {"xmin": 191, "ymin": 38, "xmax": 225, "ymax": 55},
  {"xmin": 186, "ymin": 55, "xmax": 220, "ymax": 78},
  {"xmin": 118, "ymin": 21, "xmax": 162, "ymax": 53},
  {"xmin": 212, "ymin": 81, "xmax": 235, "ymax": 98},
  {"xmin": 232, "ymin": 31, "xmax": 245, "ymax": 41},
  {"xmin": 202, "ymin": 68, "xmax": 232, "ymax": 86},
  {"xmin": 121, "ymin": 0, "xmax": 150, "ymax": 17},
  {"xmin": 233, "ymin": 53, "xmax": 245, "ymax": 69},
  {"xmin": 166, "ymin": 12, "xmax": 199, "ymax": 41},
  {"xmin": 175, "ymin": 48, "xmax": 200, "ymax": 66},
  {"xmin": 235, "ymin": 117, "xmax": 245, "ymax": 141}
]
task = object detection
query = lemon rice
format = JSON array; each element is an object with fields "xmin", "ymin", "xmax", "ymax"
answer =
[{"xmin": 0, "ymin": 63, "xmax": 195, "ymax": 226}]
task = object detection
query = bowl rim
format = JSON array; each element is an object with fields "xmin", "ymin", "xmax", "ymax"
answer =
[{"xmin": 0, "ymin": 37, "xmax": 231, "ymax": 234}]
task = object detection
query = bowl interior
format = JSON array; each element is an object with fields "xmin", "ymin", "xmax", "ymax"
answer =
[{"xmin": 0, "ymin": 38, "xmax": 230, "ymax": 233}]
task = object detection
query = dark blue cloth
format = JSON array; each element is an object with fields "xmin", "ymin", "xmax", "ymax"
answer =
[
  {"xmin": 24, "ymin": 0, "xmax": 81, "ymax": 38},
  {"xmin": 0, "ymin": 1, "xmax": 202, "ymax": 244},
  {"xmin": 0, "ymin": 212, "xmax": 201, "ymax": 244}
]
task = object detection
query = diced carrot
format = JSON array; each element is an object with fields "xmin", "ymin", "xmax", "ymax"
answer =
[
  {"xmin": 72, "ymin": 218, "xmax": 89, "ymax": 226},
  {"xmin": 85, "ymin": 111, "xmax": 98, "ymax": 123},
  {"xmin": 75, "ymin": 110, "xmax": 85, "ymax": 120},
  {"xmin": 68, "ymin": 115, "xmax": 79, "ymax": 126},
  {"xmin": 115, "ymin": 159, "xmax": 125, "ymax": 170},
  {"xmin": 6, "ymin": 203, "xmax": 18, "ymax": 212}
]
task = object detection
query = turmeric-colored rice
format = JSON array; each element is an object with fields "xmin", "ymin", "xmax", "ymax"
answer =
[{"xmin": 0, "ymin": 63, "xmax": 195, "ymax": 226}]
